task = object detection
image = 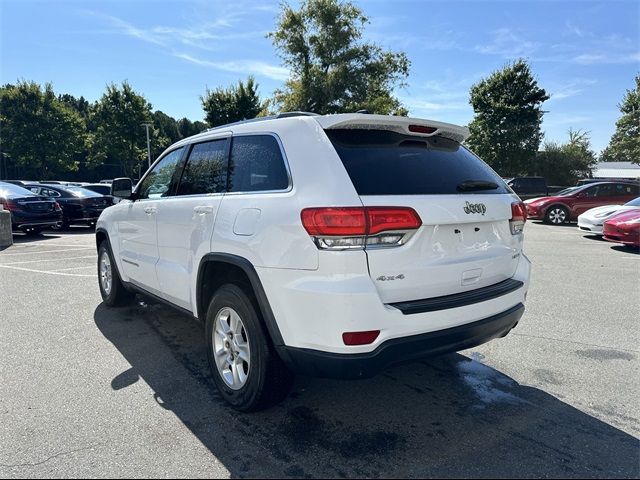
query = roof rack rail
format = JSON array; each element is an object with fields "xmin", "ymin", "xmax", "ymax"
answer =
[{"xmin": 205, "ymin": 111, "xmax": 318, "ymax": 132}]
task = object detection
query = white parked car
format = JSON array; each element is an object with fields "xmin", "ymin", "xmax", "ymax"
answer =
[
  {"xmin": 96, "ymin": 112, "xmax": 531, "ymax": 411},
  {"xmin": 577, "ymin": 197, "xmax": 640, "ymax": 235}
]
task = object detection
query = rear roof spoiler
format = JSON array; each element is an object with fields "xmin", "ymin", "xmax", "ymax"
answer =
[{"xmin": 314, "ymin": 114, "xmax": 470, "ymax": 143}]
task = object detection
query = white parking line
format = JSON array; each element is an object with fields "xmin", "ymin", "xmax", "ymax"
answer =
[
  {"xmin": 53, "ymin": 265, "xmax": 96, "ymax": 271},
  {"xmin": 0, "ymin": 247, "xmax": 93, "ymax": 256},
  {"xmin": 0, "ymin": 264, "xmax": 97, "ymax": 277},
  {"xmin": 2, "ymin": 255, "xmax": 96, "ymax": 266}
]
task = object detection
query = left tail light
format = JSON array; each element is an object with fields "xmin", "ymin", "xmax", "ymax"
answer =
[
  {"xmin": 510, "ymin": 201, "xmax": 527, "ymax": 235},
  {"xmin": 301, "ymin": 206, "xmax": 422, "ymax": 250}
]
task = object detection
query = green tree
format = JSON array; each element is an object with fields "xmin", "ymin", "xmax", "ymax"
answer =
[
  {"xmin": 466, "ymin": 59, "xmax": 549, "ymax": 177},
  {"xmin": 535, "ymin": 129, "xmax": 596, "ymax": 185},
  {"xmin": 600, "ymin": 75, "xmax": 640, "ymax": 164},
  {"xmin": 0, "ymin": 81, "xmax": 86, "ymax": 178},
  {"xmin": 90, "ymin": 81, "xmax": 157, "ymax": 178},
  {"xmin": 201, "ymin": 76, "xmax": 263, "ymax": 127},
  {"xmin": 268, "ymin": 0, "xmax": 410, "ymax": 115},
  {"xmin": 177, "ymin": 118, "xmax": 208, "ymax": 138}
]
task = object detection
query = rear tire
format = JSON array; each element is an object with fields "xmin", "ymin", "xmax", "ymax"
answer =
[
  {"xmin": 205, "ymin": 284, "xmax": 293, "ymax": 411},
  {"xmin": 545, "ymin": 205, "xmax": 569, "ymax": 225},
  {"xmin": 98, "ymin": 241, "xmax": 135, "ymax": 307}
]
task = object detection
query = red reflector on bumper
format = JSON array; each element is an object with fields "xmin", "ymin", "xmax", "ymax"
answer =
[{"xmin": 342, "ymin": 330, "xmax": 380, "ymax": 346}]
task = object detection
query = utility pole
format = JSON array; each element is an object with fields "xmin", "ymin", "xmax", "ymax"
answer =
[{"xmin": 142, "ymin": 123, "xmax": 152, "ymax": 170}]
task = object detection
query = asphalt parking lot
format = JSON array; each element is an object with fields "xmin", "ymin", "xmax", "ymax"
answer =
[{"xmin": 0, "ymin": 222, "xmax": 638, "ymax": 478}]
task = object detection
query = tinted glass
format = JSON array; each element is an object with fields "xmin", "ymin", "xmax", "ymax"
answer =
[
  {"xmin": 0, "ymin": 182, "xmax": 36, "ymax": 199},
  {"xmin": 326, "ymin": 129, "xmax": 509, "ymax": 195},
  {"xmin": 137, "ymin": 147, "xmax": 184, "ymax": 199},
  {"xmin": 595, "ymin": 184, "xmax": 614, "ymax": 197},
  {"xmin": 615, "ymin": 183, "xmax": 638, "ymax": 196},
  {"xmin": 84, "ymin": 185, "xmax": 111, "ymax": 195},
  {"xmin": 177, "ymin": 139, "xmax": 228, "ymax": 196},
  {"xmin": 62, "ymin": 186, "xmax": 103, "ymax": 198},
  {"xmin": 228, "ymin": 135, "xmax": 289, "ymax": 192}
]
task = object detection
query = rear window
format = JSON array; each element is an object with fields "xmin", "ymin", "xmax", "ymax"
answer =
[
  {"xmin": 62, "ymin": 187, "xmax": 103, "ymax": 198},
  {"xmin": 326, "ymin": 129, "xmax": 509, "ymax": 195},
  {"xmin": 0, "ymin": 182, "xmax": 36, "ymax": 199}
]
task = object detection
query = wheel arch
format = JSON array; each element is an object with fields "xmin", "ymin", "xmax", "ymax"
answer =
[{"xmin": 196, "ymin": 253, "xmax": 285, "ymax": 347}]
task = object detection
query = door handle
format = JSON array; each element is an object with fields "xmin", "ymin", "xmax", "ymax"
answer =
[
  {"xmin": 194, "ymin": 206, "xmax": 214, "ymax": 215},
  {"xmin": 143, "ymin": 206, "xmax": 157, "ymax": 215}
]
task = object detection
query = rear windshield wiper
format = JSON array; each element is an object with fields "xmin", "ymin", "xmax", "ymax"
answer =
[{"xmin": 456, "ymin": 180, "xmax": 499, "ymax": 192}]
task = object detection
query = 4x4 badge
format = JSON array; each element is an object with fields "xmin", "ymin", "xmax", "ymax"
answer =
[{"xmin": 464, "ymin": 201, "xmax": 486, "ymax": 215}]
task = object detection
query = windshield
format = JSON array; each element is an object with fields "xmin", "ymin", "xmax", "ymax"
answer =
[
  {"xmin": 0, "ymin": 182, "xmax": 37, "ymax": 199},
  {"xmin": 62, "ymin": 186, "xmax": 103, "ymax": 198},
  {"xmin": 624, "ymin": 197, "xmax": 640, "ymax": 207},
  {"xmin": 556, "ymin": 186, "xmax": 581, "ymax": 196}
]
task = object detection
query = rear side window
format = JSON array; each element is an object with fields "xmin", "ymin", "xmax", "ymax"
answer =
[
  {"xmin": 177, "ymin": 139, "xmax": 228, "ymax": 196},
  {"xmin": 325, "ymin": 129, "xmax": 509, "ymax": 195},
  {"xmin": 228, "ymin": 135, "xmax": 289, "ymax": 193}
]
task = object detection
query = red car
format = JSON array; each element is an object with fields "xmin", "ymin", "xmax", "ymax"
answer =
[
  {"xmin": 603, "ymin": 210, "xmax": 640, "ymax": 247},
  {"xmin": 524, "ymin": 181, "xmax": 639, "ymax": 225}
]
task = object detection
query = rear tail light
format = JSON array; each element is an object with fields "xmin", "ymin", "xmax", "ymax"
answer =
[
  {"xmin": 510, "ymin": 201, "xmax": 527, "ymax": 235},
  {"xmin": 301, "ymin": 207, "xmax": 421, "ymax": 250},
  {"xmin": 0, "ymin": 199, "xmax": 18, "ymax": 211},
  {"xmin": 342, "ymin": 330, "xmax": 380, "ymax": 346}
]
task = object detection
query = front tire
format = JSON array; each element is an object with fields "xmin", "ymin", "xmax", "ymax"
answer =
[
  {"xmin": 205, "ymin": 284, "xmax": 293, "ymax": 411},
  {"xmin": 98, "ymin": 241, "xmax": 135, "ymax": 307},
  {"xmin": 545, "ymin": 205, "xmax": 569, "ymax": 225}
]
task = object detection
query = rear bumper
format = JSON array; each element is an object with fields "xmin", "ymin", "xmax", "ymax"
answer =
[
  {"xmin": 277, "ymin": 303, "xmax": 524, "ymax": 379},
  {"xmin": 11, "ymin": 211, "xmax": 63, "ymax": 229}
]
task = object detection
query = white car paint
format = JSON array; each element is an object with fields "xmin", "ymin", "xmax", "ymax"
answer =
[
  {"xmin": 577, "ymin": 200, "xmax": 640, "ymax": 235},
  {"xmin": 97, "ymin": 113, "xmax": 531, "ymax": 355}
]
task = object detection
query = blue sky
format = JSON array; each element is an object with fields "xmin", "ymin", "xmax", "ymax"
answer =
[{"xmin": 1, "ymin": 0, "xmax": 638, "ymax": 152}]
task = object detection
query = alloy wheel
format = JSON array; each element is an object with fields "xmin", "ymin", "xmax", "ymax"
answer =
[{"xmin": 213, "ymin": 307, "xmax": 251, "ymax": 390}]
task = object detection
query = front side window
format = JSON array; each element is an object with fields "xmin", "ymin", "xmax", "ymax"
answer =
[
  {"xmin": 595, "ymin": 184, "xmax": 614, "ymax": 197},
  {"xmin": 228, "ymin": 135, "xmax": 289, "ymax": 193},
  {"xmin": 176, "ymin": 139, "xmax": 228, "ymax": 196},
  {"xmin": 137, "ymin": 147, "xmax": 184, "ymax": 199}
]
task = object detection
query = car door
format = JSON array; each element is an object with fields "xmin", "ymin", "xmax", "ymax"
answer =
[
  {"xmin": 613, "ymin": 183, "xmax": 639, "ymax": 204},
  {"xmin": 118, "ymin": 147, "xmax": 185, "ymax": 295},
  {"xmin": 574, "ymin": 184, "xmax": 612, "ymax": 216},
  {"xmin": 154, "ymin": 135, "xmax": 230, "ymax": 311}
]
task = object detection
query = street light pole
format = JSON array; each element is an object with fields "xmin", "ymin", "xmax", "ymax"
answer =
[{"xmin": 142, "ymin": 123, "xmax": 152, "ymax": 170}]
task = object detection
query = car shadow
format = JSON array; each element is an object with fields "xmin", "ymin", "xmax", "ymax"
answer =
[
  {"xmin": 10, "ymin": 227, "xmax": 95, "ymax": 244},
  {"xmin": 611, "ymin": 245, "xmax": 639, "ymax": 255},
  {"xmin": 582, "ymin": 234, "xmax": 607, "ymax": 241},
  {"xmin": 531, "ymin": 221, "xmax": 577, "ymax": 228},
  {"xmin": 94, "ymin": 303, "xmax": 639, "ymax": 478}
]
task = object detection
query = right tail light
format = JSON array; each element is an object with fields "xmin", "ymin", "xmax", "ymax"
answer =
[{"xmin": 510, "ymin": 201, "xmax": 527, "ymax": 235}]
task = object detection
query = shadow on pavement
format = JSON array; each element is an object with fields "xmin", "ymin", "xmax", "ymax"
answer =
[
  {"xmin": 611, "ymin": 245, "xmax": 639, "ymax": 255},
  {"xmin": 94, "ymin": 302, "xmax": 639, "ymax": 478},
  {"xmin": 11, "ymin": 227, "xmax": 95, "ymax": 244}
]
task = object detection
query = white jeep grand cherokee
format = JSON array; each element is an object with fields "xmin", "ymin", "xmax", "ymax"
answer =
[{"xmin": 96, "ymin": 112, "xmax": 531, "ymax": 411}]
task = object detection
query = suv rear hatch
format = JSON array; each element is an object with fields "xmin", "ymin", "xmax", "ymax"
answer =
[{"xmin": 318, "ymin": 115, "xmax": 523, "ymax": 304}]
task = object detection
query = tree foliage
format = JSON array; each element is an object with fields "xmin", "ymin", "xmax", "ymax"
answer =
[
  {"xmin": 268, "ymin": 0, "xmax": 410, "ymax": 115},
  {"xmin": 0, "ymin": 81, "xmax": 86, "ymax": 178},
  {"xmin": 201, "ymin": 76, "xmax": 263, "ymax": 127},
  {"xmin": 466, "ymin": 59, "xmax": 549, "ymax": 177},
  {"xmin": 89, "ymin": 81, "xmax": 157, "ymax": 178},
  {"xmin": 600, "ymin": 75, "xmax": 640, "ymax": 164},
  {"xmin": 535, "ymin": 129, "xmax": 597, "ymax": 185}
]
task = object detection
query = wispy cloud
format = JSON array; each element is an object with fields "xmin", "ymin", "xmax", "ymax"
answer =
[
  {"xmin": 175, "ymin": 53, "xmax": 289, "ymax": 81},
  {"xmin": 572, "ymin": 52, "xmax": 640, "ymax": 65},
  {"xmin": 84, "ymin": 9, "xmax": 287, "ymax": 81},
  {"xmin": 476, "ymin": 28, "xmax": 539, "ymax": 58},
  {"xmin": 549, "ymin": 78, "xmax": 597, "ymax": 101}
]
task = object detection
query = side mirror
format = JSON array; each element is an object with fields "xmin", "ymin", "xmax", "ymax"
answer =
[{"xmin": 111, "ymin": 178, "xmax": 134, "ymax": 199}]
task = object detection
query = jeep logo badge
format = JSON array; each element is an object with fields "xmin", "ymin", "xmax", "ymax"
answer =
[{"xmin": 464, "ymin": 201, "xmax": 486, "ymax": 215}]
